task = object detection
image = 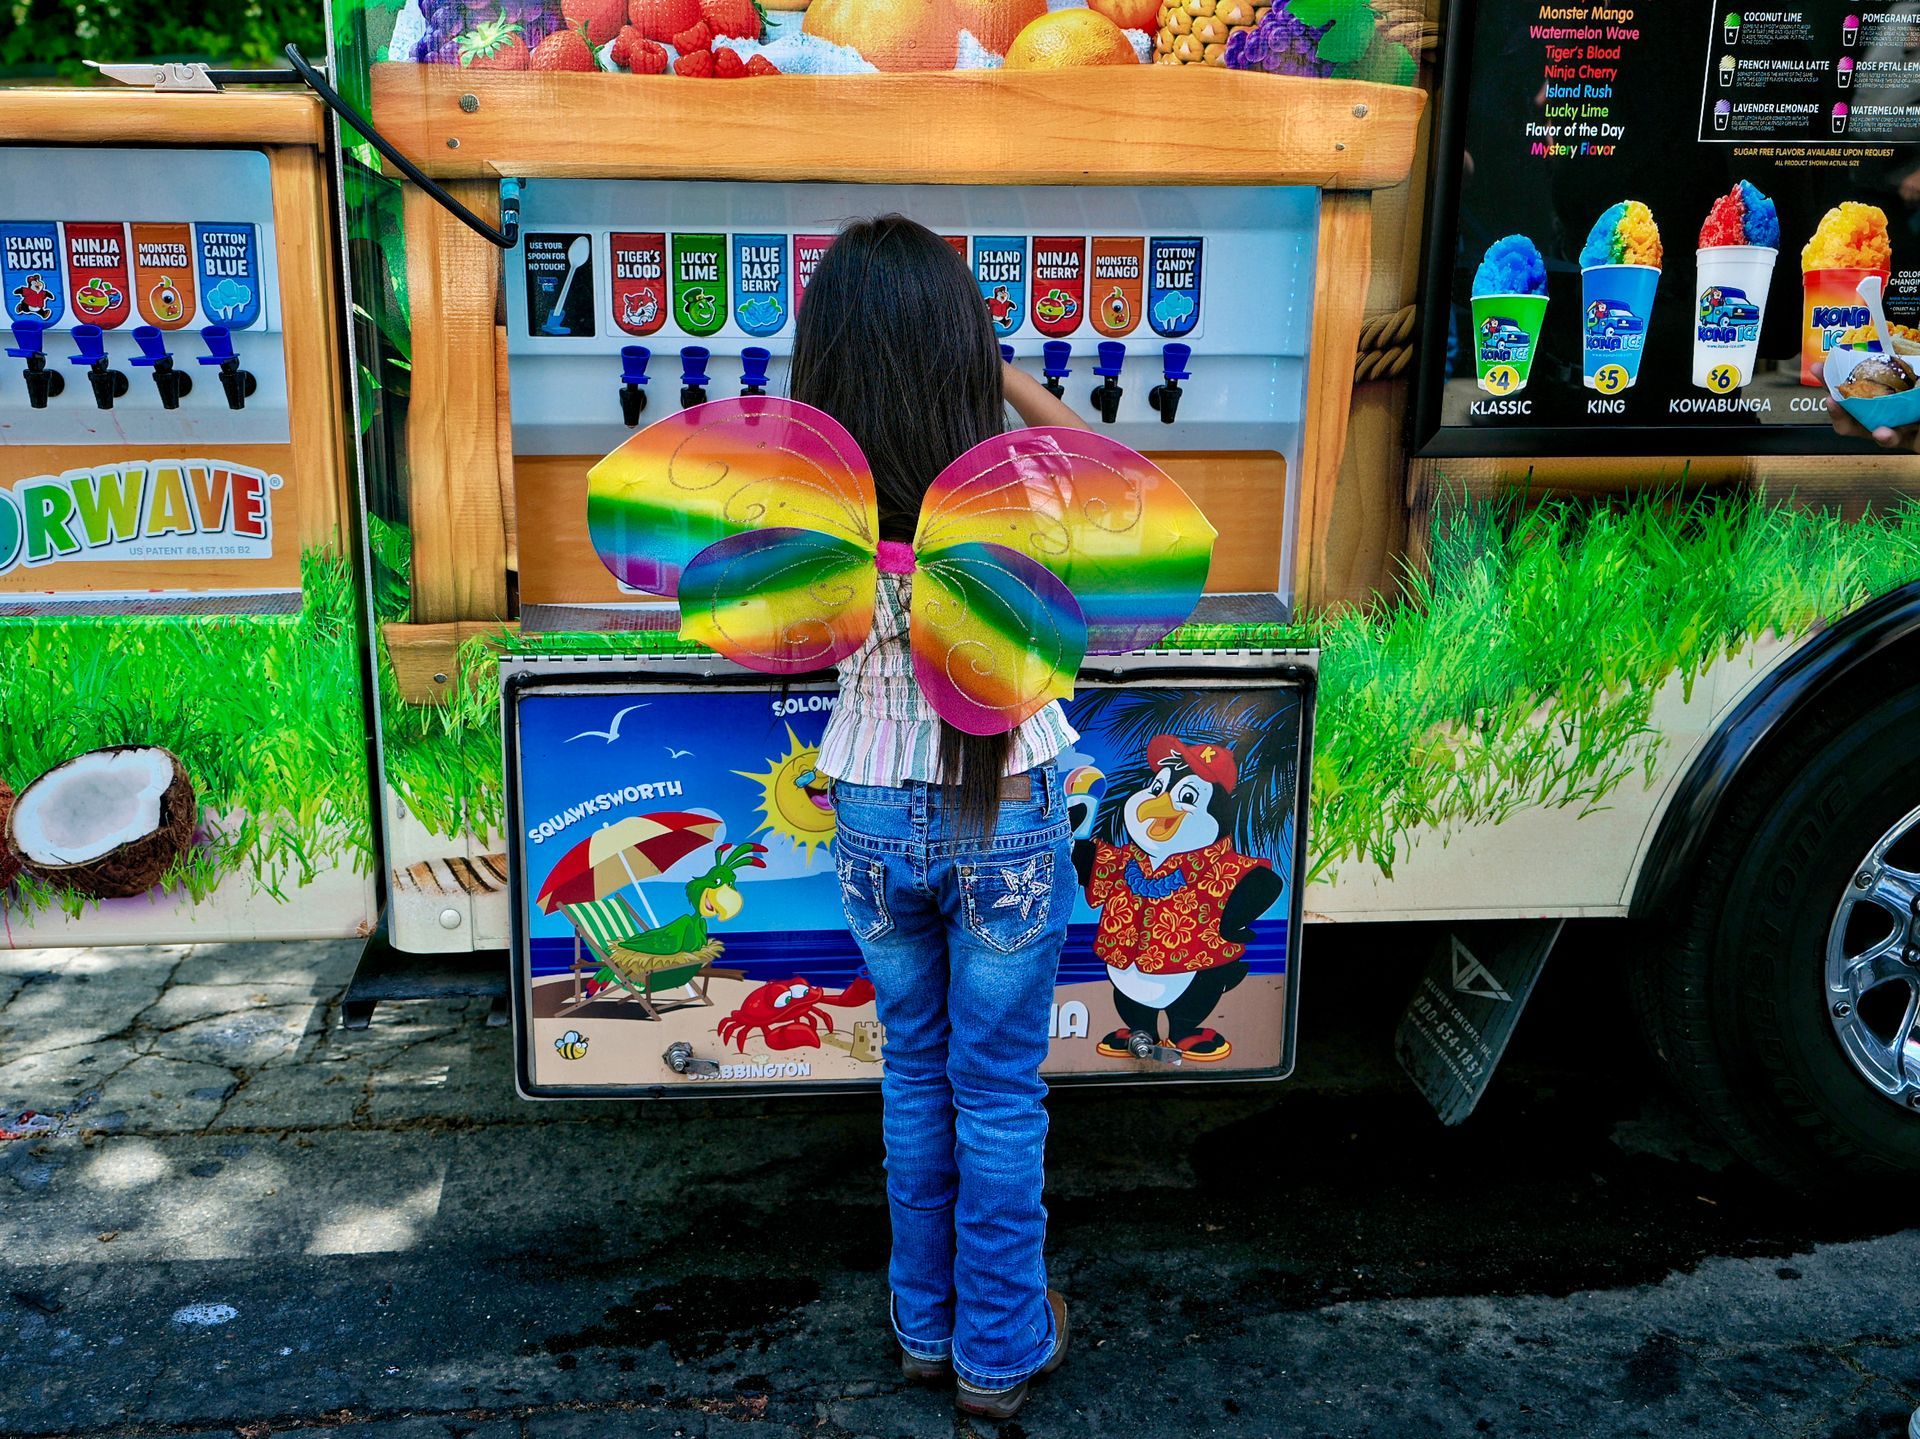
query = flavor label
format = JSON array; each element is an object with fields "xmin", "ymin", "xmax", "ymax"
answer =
[
  {"xmin": 733, "ymin": 233, "xmax": 790, "ymax": 337},
  {"xmin": 974, "ymin": 236, "xmax": 1027, "ymax": 336},
  {"xmin": 194, "ymin": 223, "xmax": 262, "ymax": 329},
  {"xmin": 64, "ymin": 223, "xmax": 130, "ymax": 329},
  {"xmin": 1090, "ymin": 236, "xmax": 1145, "ymax": 338},
  {"xmin": 610, "ymin": 232, "xmax": 667, "ymax": 336},
  {"xmin": 1031, "ymin": 236, "xmax": 1086, "ymax": 338},
  {"xmin": 524, "ymin": 232, "xmax": 595, "ymax": 338},
  {"xmin": 672, "ymin": 233, "xmax": 726, "ymax": 337},
  {"xmin": 3, "ymin": 223, "xmax": 65, "ymax": 327},
  {"xmin": 794, "ymin": 234, "xmax": 834, "ymax": 314},
  {"xmin": 131, "ymin": 223, "xmax": 196, "ymax": 330},
  {"xmin": 1148, "ymin": 237, "xmax": 1203, "ymax": 338}
]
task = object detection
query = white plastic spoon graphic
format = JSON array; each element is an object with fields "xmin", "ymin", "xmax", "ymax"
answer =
[{"xmin": 541, "ymin": 235, "xmax": 592, "ymax": 335}]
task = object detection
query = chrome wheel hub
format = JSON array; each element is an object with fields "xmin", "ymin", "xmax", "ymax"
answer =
[{"xmin": 1826, "ymin": 802, "xmax": 1920, "ymax": 1110}]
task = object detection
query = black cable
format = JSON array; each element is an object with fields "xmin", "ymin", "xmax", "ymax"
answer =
[{"xmin": 282, "ymin": 43, "xmax": 520, "ymax": 250}]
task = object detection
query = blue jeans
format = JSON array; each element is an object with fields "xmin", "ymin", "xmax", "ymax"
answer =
[{"xmin": 831, "ymin": 769, "xmax": 1072, "ymax": 1391}]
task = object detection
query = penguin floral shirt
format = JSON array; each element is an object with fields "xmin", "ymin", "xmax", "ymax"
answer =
[{"xmin": 1084, "ymin": 838, "xmax": 1272, "ymax": 974}]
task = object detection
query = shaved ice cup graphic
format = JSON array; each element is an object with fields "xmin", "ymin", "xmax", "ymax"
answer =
[
  {"xmin": 1720, "ymin": 54, "xmax": 1736, "ymax": 86},
  {"xmin": 1834, "ymin": 102, "xmax": 1850, "ymax": 133},
  {"xmin": 1471, "ymin": 293, "xmax": 1549, "ymax": 395},
  {"xmin": 1724, "ymin": 11, "xmax": 1739, "ymax": 43},
  {"xmin": 1581, "ymin": 264, "xmax": 1659, "ymax": 391},
  {"xmin": 1839, "ymin": 55, "xmax": 1854, "ymax": 87},
  {"xmin": 1844, "ymin": 14, "xmax": 1859, "ymax": 44},
  {"xmin": 1802, "ymin": 265, "xmax": 1890, "ymax": 384},
  {"xmin": 1692, "ymin": 244, "xmax": 1776, "ymax": 391},
  {"xmin": 1715, "ymin": 98, "xmax": 1732, "ymax": 130}
]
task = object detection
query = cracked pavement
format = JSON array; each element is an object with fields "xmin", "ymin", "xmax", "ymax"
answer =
[{"xmin": 1, "ymin": 927, "xmax": 1917, "ymax": 1439}]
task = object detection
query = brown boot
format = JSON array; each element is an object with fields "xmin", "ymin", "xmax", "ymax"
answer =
[
  {"xmin": 900, "ymin": 1349, "xmax": 949, "ymax": 1383},
  {"xmin": 954, "ymin": 1289, "xmax": 1069, "ymax": 1420}
]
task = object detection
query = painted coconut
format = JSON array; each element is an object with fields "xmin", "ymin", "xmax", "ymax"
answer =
[
  {"xmin": 0, "ymin": 780, "xmax": 15, "ymax": 888},
  {"xmin": 6, "ymin": 746, "xmax": 196, "ymax": 899}
]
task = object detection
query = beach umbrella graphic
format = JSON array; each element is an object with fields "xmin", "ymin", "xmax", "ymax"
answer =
[{"xmin": 535, "ymin": 811, "xmax": 723, "ymax": 926}]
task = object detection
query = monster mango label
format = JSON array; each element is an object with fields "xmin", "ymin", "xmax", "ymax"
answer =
[
  {"xmin": 1090, "ymin": 236, "xmax": 1144, "ymax": 338},
  {"xmin": 131, "ymin": 223, "xmax": 196, "ymax": 330},
  {"xmin": 672, "ymin": 233, "xmax": 726, "ymax": 338},
  {"xmin": 611, "ymin": 232, "xmax": 667, "ymax": 336},
  {"xmin": 64, "ymin": 223, "xmax": 130, "ymax": 329},
  {"xmin": 1031, "ymin": 236, "xmax": 1085, "ymax": 339},
  {"xmin": 733, "ymin": 233, "xmax": 790, "ymax": 338}
]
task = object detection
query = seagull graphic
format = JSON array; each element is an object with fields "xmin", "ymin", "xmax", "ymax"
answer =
[
  {"xmin": 665, "ymin": 746, "xmax": 694, "ymax": 759},
  {"xmin": 564, "ymin": 703, "xmax": 647, "ymax": 745}
]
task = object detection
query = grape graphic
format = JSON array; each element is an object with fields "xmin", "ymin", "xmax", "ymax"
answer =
[{"xmin": 1222, "ymin": 6, "xmax": 1335, "ymax": 76}]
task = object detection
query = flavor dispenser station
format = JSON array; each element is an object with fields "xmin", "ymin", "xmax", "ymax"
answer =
[
  {"xmin": 0, "ymin": 90, "xmax": 374, "ymax": 946},
  {"xmin": 347, "ymin": 58, "xmax": 1422, "ymax": 1096}
]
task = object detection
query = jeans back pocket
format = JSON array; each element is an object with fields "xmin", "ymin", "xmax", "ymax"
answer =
[
  {"xmin": 836, "ymin": 851, "xmax": 895, "ymax": 942},
  {"xmin": 959, "ymin": 849, "xmax": 1060, "ymax": 955}
]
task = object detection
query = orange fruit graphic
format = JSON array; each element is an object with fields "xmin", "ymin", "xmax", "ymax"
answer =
[
  {"xmin": 1086, "ymin": 0, "xmax": 1161, "ymax": 28},
  {"xmin": 1003, "ymin": 9, "xmax": 1140, "ymax": 68},
  {"xmin": 803, "ymin": 0, "xmax": 958, "ymax": 71},
  {"xmin": 948, "ymin": 0, "xmax": 1046, "ymax": 53}
]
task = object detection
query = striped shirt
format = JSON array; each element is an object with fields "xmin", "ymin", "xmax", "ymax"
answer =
[{"xmin": 816, "ymin": 572, "xmax": 1078, "ymax": 786}]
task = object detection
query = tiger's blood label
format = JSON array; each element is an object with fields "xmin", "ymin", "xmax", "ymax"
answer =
[{"xmin": 611, "ymin": 232, "xmax": 667, "ymax": 336}]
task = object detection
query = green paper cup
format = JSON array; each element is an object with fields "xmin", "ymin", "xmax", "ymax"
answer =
[{"xmin": 1472, "ymin": 293, "xmax": 1549, "ymax": 395}]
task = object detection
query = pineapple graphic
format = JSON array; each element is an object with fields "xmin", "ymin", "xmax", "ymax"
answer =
[{"xmin": 1156, "ymin": 0, "xmax": 1270, "ymax": 64}]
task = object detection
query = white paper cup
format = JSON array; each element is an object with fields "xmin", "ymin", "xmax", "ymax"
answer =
[{"xmin": 1691, "ymin": 244, "xmax": 1778, "ymax": 391}]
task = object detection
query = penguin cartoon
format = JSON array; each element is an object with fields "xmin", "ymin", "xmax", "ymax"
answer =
[{"xmin": 1073, "ymin": 735, "xmax": 1284, "ymax": 1062}]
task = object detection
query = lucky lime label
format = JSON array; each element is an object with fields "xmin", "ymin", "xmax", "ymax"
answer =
[
  {"xmin": 2, "ymin": 223, "xmax": 65, "ymax": 327},
  {"xmin": 794, "ymin": 234, "xmax": 834, "ymax": 314},
  {"xmin": 131, "ymin": 223, "xmax": 196, "ymax": 330},
  {"xmin": 194, "ymin": 223, "xmax": 262, "ymax": 329},
  {"xmin": 610, "ymin": 232, "xmax": 667, "ymax": 336},
  {"xmin": 733, "ymin": 233, "xmax": 790, "ymax": 337},
  {"xmin": 1148, "ymin": 237, "xmax": 1203, "ymax": 338},
  {"xmin": 672, "ymin": 233, "xmax": 726, "ymax": 337},
  {"xmin": 524, "ymin": 232, "xmax": 595, "ymax": 338},
  {"xmin": 0, "ymin": 459, "xmax": 278, "ymax": 575},
  {"xmin": 64, "ymin": 223, "xmax": 130, "ymax": 329},
  {"xmin": 1031, "ymin": 237, "xmax": 1086, "ymax": 338},
  {"xmin": 1090, "ymin": 236, "xmax": 1144, "ymax": 338},
  {"xmin": 974, "ymin": 236, "xmax": 1026, "ymax": 336}
]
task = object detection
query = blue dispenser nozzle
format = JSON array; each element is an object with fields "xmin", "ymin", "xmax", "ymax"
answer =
[
  {"xmin": 67, "ymin": 324, "xmax": 126, "ymax": 410},
  {"xmin": 1041, "ymin": 340, "xmax": 1071, "ymax": 398},
  {"xmin": 619, "ymin": 345, "xmax": 652, "ymax": 426},
  {"xmin": 679, "ymin": 345, "xmax": 711, "ymax": 408},
  {"xmin": 7, "ymin": 319, "xmax": 62, "ymax": 408},
  {"xmin": 198, "ymin": 326, "xmax": 256, "ymax": 410},
  {"xmin": 1149, "ymin": 342, "xmax": 1192, "ymax": 425},
  {"xmin": 1089, "ymin": 341, "xmax": 1126, "ymax": 423},
  {"xmin": 130, "ymin": 325, "xmax": 191, "ymax": 408},
  {"xmin": 740, "ymin": 345, "xmax": 772, "ymax": 396}
]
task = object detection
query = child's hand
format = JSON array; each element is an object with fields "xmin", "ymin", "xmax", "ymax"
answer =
[
  {"xmin": 1002, "ymin": 358, "xmax": 1092, "ymax": 431},
  {"xmin": 1816, "ymin": 360, "xmax": 1920, "ymax": 450}
]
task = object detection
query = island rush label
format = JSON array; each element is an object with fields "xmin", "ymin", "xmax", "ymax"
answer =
[
  {"xmin": 672, "ymin": 233, "xmax": 726, "ymax": 337},
  {"xmin": 64, "ymin": 223, "xmax": 130, "ymax": 329},
  {"xmin": 974, "ymin": 236, "xmax": 1027, "ymax": 336},
  {"xmin": 610, "ymin": 232, "xmax": 667, "ymax": 336},
  {"xmin": 2, "ymin": 223, "xmax": 66, "ymax": 327},
  {"xmin": 732, "ymin": 233, "xmax": 790, "ymax": 337},
  {"xmin": 1090, "ymin": 236, "xmax": 1144, "ymax": 337},
  {"xmin": 1031, "ymin": 236, "xmax": 1086, "ymax": 338},
  {"xmin": 131, "ymin": 223, "xmax": 196, "ymax": 329},
  {"xmin": 0, "ymin": 460, "xmax": 278, "ymax": 575}
]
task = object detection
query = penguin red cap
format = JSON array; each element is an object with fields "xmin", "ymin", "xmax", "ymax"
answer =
[{"xmin": 1147, "ymin": 735, "xmax": 1237, "ymax": 794}]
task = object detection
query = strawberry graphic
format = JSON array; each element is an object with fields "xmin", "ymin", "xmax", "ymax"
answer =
[
  {"xmin": 628, "ymin": 0, "xmax": 700, "ymax": 41},
  {"xmin": 699, "ymin": 0, "xmax": 765, "ymax": 40},
  {"xmin": 563, "ymin": 0, "xmax": 626, "ymax": 45},
  {"xmin": 611, "ymin": 24, "xmax": 669, "ymax": 70},
  {"xmin": 456, "ymin": 12, "xmax": 529, "ymax": 68},
  {"xmin": 531, "ymin": 26, "xmax": 597, "ymax": 68}
]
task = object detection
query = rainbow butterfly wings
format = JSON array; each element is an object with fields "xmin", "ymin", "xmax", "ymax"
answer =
[{"xmin": 586, "ymin": 398, "xmax": 1216, "ymax": 734}]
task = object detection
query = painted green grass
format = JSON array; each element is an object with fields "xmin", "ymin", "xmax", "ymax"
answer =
[
  {"xmin": 0, "ymin": 547, "xmax": 375, "ymax": 916},
  {"xmin": 375, "ymin": 493, "xmax": 1920, "ymax": 883}
]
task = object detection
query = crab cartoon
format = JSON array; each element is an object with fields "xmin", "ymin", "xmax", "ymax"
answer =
[{"xmin": 716, "ymin": 975, "xmax": 876, "ymax": 1052}]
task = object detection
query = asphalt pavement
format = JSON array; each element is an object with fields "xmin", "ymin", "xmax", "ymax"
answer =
[{"xmin": 1, "ymin": 924, "xmax": 1916, "ymax": 1439}]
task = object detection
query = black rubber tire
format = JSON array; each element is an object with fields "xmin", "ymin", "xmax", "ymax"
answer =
[{"xmin": 1634, "ymin": 676, "xmax": 1920, "ymax": 1186}]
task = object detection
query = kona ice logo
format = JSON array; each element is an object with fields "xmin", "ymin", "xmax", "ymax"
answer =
[{"xmin": 0, "ymin": 459, "xmax": 278, "ymax": 573}]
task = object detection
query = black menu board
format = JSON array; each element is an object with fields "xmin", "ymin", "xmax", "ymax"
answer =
[{"xmin": 1416, "ymin": 0, "xmax": 1920, "ymax": 454}]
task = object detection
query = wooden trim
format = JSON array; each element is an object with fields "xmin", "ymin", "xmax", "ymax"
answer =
[
  {"xmin": 369, "ymin": 65, "xmax": 1424, "ymax": 190},
  {"xmin": 269, "ymin": 144, "xmax": 350, "ymax": 550},
  {"xmin": 404, "ymin": 182, "xmax": 509, "ymax": 623},
  {"xmin": 0, "ymin": 88, "xmax": 325, "ymax": 149},
  {"xmin": 383, "ymin": 619, "xmax": 520, "ymax": 705},
  {"xmin": 1297, "ymin": 191, "xmax": 1374, "ymax": 609}
]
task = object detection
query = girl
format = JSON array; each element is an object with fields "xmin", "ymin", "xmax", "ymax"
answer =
[{"xmin": 793, "ymin": 216, "xmax": 1088, "ymax": 1420}]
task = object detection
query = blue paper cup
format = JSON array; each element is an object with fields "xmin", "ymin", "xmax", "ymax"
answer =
[
  {"xmin": 1581, "ymin": 264, "xmax": 1661, "ymax": 392},
  {"xmin": 1823, "ymin": 345, "xmax": 1920, "ymax": 432}
]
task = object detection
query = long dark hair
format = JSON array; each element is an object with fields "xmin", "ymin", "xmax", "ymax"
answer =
[{"xmin": 789, "ymin": 215, "xmax": 1013, "ymax": 831}]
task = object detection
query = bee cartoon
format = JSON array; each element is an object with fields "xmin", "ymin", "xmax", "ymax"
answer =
[{"xmin": 553, "ymin": 1029, "xmax": 589, "ymax": 1060}]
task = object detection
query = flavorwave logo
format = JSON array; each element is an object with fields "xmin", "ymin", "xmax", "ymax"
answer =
[{"xmin": 0, "ymin": 459, "xmax": 278, "ymax": 574}]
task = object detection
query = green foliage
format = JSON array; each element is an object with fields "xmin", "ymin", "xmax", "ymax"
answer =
[
  {"xmin": 0, "ymin": 0, "xmax": 324, "ymax": 78},
  {"xmin": 0, "ymin": 547, "xmax": 375, "ymax": 914}
]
